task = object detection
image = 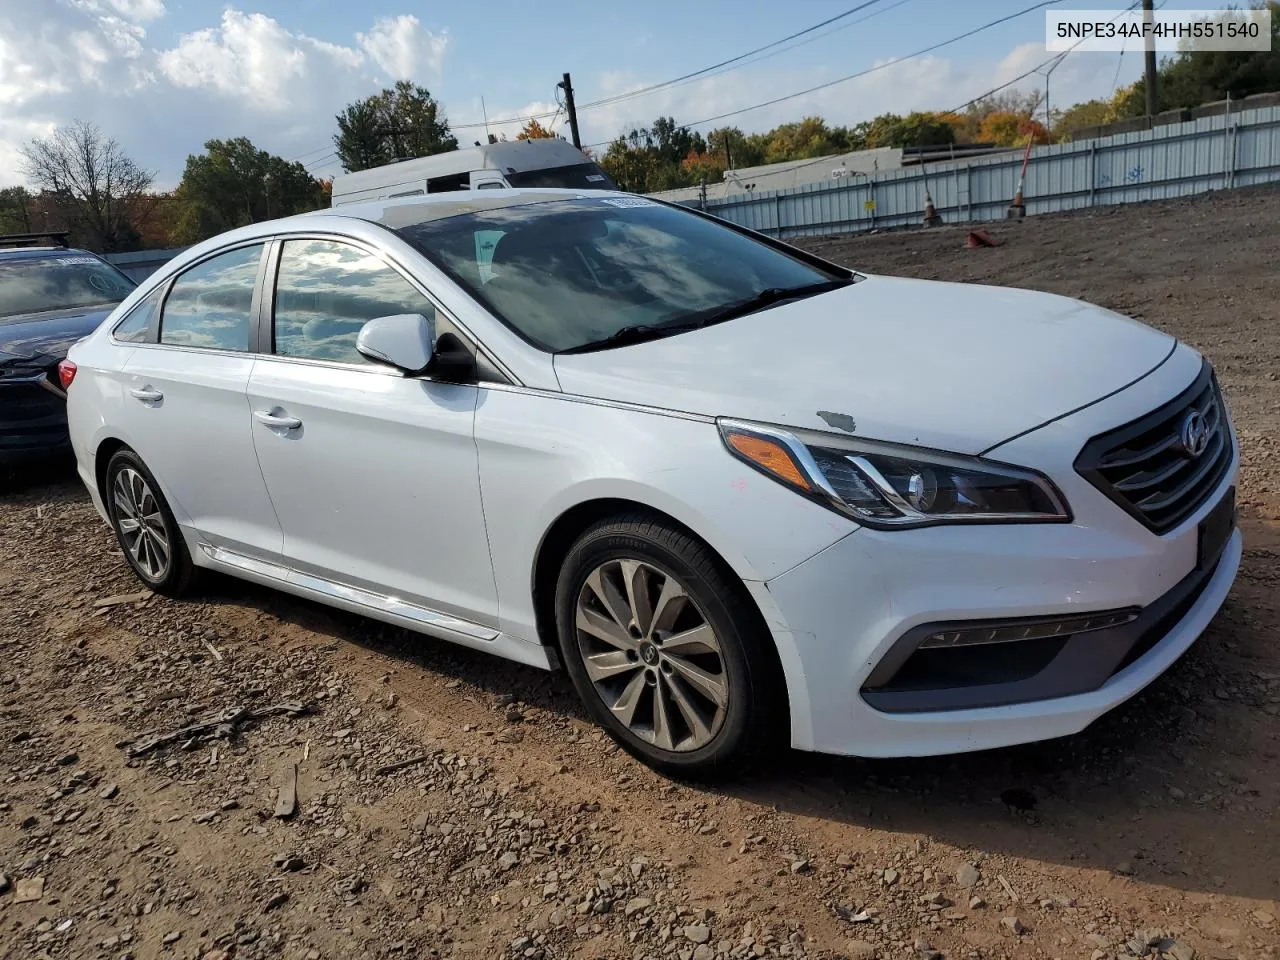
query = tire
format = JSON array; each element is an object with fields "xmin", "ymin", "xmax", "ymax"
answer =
[
  {"xmin": 104, "ymin": 448, "xmax": 196, "ymax": 598},
  {"xmin": 554, "ymin": 514, "xmax": 786, "ymax": 780}
]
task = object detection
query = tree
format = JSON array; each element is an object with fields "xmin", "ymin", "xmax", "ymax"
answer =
[
  {"xmin": 863, "ymin": 112, "xmax": 957, "ymax": 149},
  {"xmin": 1054, "ymin": 99, "xmax": 1113, "ymax": 141},
  {"xmin": 334, "ymin": 81, "xmax": 458, "ymax": 172},
  {"xmin": 174, "ymin": 137, "xmax": 327, "ymax": 243},
  {"xmin": 977, "ymin": 112, "xmax": 1050, "ymax": 147},
  {"xmin": 517, "ymin": 119, "xmax": 557, "ymax": 140},
  {"xmin": 1112, "ymin": 4, "xmax": 1280, "ymax": 117},
  {"xmin": 19, "ymin": 120, "xmax": 154, "ymax": 252},
  {"xmin": 0, "ymin": 186, "xmax": 34, "ymax": 235}
]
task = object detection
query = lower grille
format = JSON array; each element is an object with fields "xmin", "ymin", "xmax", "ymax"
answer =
[{"xmin": 1075, "ymin": 360, "xmax": 1233, "ymax": 533}]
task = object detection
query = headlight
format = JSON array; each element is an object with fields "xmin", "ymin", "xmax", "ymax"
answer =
[{"xmin": 719, "ymin": 419, "xmax": 1070, "ymax": 529}]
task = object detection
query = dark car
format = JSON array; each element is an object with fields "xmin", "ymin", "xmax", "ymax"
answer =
[{"xmin": 1, "ymin": 234, "xmax": 136, "ymax": 467}]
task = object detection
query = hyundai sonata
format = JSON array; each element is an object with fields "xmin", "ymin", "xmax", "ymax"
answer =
[{"xmin": 63, "ymin": 190, "xmax": 1240, "ymax": 777}]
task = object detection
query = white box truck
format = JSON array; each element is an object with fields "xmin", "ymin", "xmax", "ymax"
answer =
[{"xmin": 330, "ymin": 139, "xmax": 617, "ymax": 207}]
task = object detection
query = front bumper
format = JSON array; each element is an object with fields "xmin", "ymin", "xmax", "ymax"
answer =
[{"xmin": 753, "ymin": 350, "xmax": 1241, "ymax": 758}]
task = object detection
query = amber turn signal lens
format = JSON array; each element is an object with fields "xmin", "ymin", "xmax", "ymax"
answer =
[{"xmin": 725, "ymin": 431, "xmax": 811, "ymax": 491}]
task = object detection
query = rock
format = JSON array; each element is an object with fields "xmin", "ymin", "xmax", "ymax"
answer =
[
  {"xmin": 1168, "ymin": 785, "xmax": 1187, "ymax": 800},
  {"xmin": 1000, "ymin": 916, "xmax": 1025, "ymax": 935},
  {"xmin": 274, "ymin": 763, "xmax": 298, "ymax": 819},
  {"xmin": 683, "ymin": 924, "xmax": 711, "ymax": 944},
  {"xmin": 692, "ymin": 946, "xmax": 714, "ymax": 960},
  {"xmin": 162, "ymin": 931, "xmax": 182, "ymax": 944},
  {"xmin": 790, "ymin": 859, "xmax": 811, "ymax": 874},
  {"xmin": 624, "ymin": 897, "xmax": 652, "ymax": 917},
  {"xmin": 0, "ymin": 874, "xmax": 8, "ymax": 894},
  {"xmin": 14, "ymin": 877, "xmax": 44, "ymax": 903},
  {"xmin": 99, "ymin": 783, "xmax": 119, "ymax": 800},
  {"xmin": 56, "ymin": 751, "xmax": 78, "ymax": 766},
  {"xmin": 498, "ymin": 852, "xmax": 519, "ymax": 871},
  {"xmin": 835, "ymin": 853, "xmax": 855, "ymax": 869},
  {"xmin": 956, "ymin": 862, "xmax": 980, "ymax": 888},
  {"xmin": 845, "ymin": 940, "xmax": 877, "ymax": 959},
  {"xmin": 1254, "ymin": 910, "xmax": 1276, "ymax": 927},
  {"xmin": 1167, "ymin": 941, "xmax": 1196, "ymax": 960},
  {"xmin": 263, "ymin": 891, "xmax": 289, "ymax": 912},
  {"xmin": 1114, "ymin": 861, "xmax": 1134, "ymax": 875},
  {"xmin": 968, "ymin": 896, "xmax": 986, "ymax": 910},
  {"xmin": 882, "ymin": 868, "xmax": 899, "ymax": 886}
]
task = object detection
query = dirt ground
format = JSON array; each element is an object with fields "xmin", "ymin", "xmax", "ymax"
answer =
[{"xmin": 2, "ymin": 187, "xmax": 1279, "ymax": 960}]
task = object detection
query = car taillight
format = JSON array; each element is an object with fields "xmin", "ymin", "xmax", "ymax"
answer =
[{"xmin": 57, "ymin": 359, "xmax": 78, "ymax": 390}]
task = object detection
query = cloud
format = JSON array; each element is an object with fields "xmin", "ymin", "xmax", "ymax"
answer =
[
  {"xmin": 71, "ymin": 0, "xmax": 166, "ymax": 21},
  {"xmin": 357, "ymin": 15, "xmax": 448, "ymax": 81}
]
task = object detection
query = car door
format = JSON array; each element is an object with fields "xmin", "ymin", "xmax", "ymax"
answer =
[
  {"xmin": 118, "ymin": 242, "xmax": 284, "ymax": 563},
  {"xmin": 246, "ymin": 235, "xmax": 499, "ymax": 628}
]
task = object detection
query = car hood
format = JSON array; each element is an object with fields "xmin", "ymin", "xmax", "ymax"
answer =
[
  {"xmin": 0, "ymin": 305, "xmax": 114, "ymax": 369},
  {"xmin": 552, "ymin": 276, "xmax": 1176, "ymax": 454}
]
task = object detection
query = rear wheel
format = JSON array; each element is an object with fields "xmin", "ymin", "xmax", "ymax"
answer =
[
  {"xmin": 104, "ymin": 448, "xmax": 195, "ymax": 597},
  {"xmin": 555, "ymin": 515, "xmax": 785, "ymax": 780}
]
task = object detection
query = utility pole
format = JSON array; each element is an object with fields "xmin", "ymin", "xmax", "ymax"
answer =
[
  {"xmin": 1142, "ymin": 0, "xmax": 1158, "ymax": 118},
  {"xmin": 558, "ymin": 73, "xmax": 581, "ymax": 149}
]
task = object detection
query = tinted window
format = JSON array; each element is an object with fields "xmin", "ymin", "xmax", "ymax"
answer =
[
  {"xmin": 0, "ymin": 254, "xmax": 135, "ymax": 320},
  {"xmin": 505, "ymin": 163, "xmax": 616, "ymax": 190},
  {"xmin": 113, "ymin": 284, "xmax": 165, "ymax": 343},
  {"xmin": 273, "ymin": 239, "xmax": 435, "ymax": 364},
  {"xmin": 396, "ymin": 197, "xmax": 843, "ymax": 352},
  {"xmin": 160, "ymin": 245, "xmax": 263, "ymax": 351}
]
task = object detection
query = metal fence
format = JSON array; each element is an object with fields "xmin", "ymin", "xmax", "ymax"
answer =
[
  {"xmin": 105, "ymin": 247, "xmax": 189, "ymax": 283},
  {"xmin": 680, "ymin": 105, "xmax": 1280, "ymax": 239}
]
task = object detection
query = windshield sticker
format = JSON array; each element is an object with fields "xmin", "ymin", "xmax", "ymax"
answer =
[
  {"xmin": 599, "ymin": 197, "xmax": 657, "ymax": 208},
  {"xmin": 52, "ymin": 256, "xmax": 101, "ymax": 265},
  {"xmin": 585, "ymin": 174, "xmax": 606, "ymax": 182}
]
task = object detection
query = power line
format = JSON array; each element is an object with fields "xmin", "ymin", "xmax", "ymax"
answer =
[
  {"xmin": 577, "ymin": 0, "xmax": 889, "ymax": 112},
  {"xmin": 584, "ymin": 0, "xmax": 1060, "ymax": 148},
  {"xmin": 448, "ymin": 0, "xmax": 892, "ymax": 132}
]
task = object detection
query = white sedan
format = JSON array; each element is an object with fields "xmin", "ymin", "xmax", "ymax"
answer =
[{"xmin": 62, "ymin": 190, "xmax": 1240, "ymax": 778}]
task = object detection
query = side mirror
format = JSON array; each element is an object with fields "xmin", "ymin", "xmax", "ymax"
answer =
[{"xmin": 356, "ymin": 313, "xmax": 434, "ymax": 374}]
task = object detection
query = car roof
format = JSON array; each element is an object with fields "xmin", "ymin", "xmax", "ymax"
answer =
[
  {"xmin": 316, "ymin": 187, "xmax": 619, "ymax": 229},
  {"xmin": 0, "ymin": 246, "xmax": 99, "ymax": 261}
]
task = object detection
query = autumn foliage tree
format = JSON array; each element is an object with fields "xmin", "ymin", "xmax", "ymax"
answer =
[{"xmin": 517, "ymin": 119, "xmax": 557, "ymax": 140}]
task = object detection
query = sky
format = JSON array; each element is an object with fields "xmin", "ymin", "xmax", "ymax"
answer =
[{"xmin": 0, "ymin": 0, "xmax": 1219, "ymax": 190}]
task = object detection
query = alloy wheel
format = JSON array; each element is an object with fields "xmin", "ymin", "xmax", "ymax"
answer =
[
  {"xmin": 112, "ymin": 467, "xmax": 171, "ymax": 581},
  {"xmin": 574, "ymin": 559, "xmax": 729, "ymax": 752}
]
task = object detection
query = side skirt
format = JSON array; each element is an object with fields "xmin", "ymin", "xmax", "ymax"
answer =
[{"xmin": 193, "ymin": 541, "xmax": 553, "ymax": 670}]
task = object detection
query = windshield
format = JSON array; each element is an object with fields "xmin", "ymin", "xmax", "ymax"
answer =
[
  {"xmin": 504, "ymin": 162, "xmax": 617, "ymax": 191},
  {"xmin": 395, "ymin": 197, "xmax": 848, "ymax": 352},
  {"xmin": 0, "ymin": 254, "xmax": 136, "ymax": 320}
]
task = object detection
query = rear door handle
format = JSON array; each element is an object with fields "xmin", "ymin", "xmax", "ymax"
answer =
[
  {"xmin": 254, "ymin": 410, "xmax": 302, "ymax": 430},
  {"xmin": 129, "ymin": 387, "xmax": 164, "ymax": 402}
]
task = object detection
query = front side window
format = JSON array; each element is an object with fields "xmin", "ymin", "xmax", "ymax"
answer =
[
  {"xmin": 273, "ymin": 238, "xmax": 436, "ymax": 364},
  {"xmin": 112, "ymin": 284, "xmax": 166, "ymax": 343},
  {"xmin": 160, "ymin": 244, "xmax": 264, "ymax": 351},
  {"xmin": 0, "ymin": 254, "xmax": 135, "ymax": 320},
  {"xmin": 395, "ymin": 197, "xmax": 847, "ymax": 352}
]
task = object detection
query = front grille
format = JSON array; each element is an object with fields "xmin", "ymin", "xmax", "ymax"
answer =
[{"xmin": 1075, "ymin": 361, "xmax": 1233, "ymax": 533}]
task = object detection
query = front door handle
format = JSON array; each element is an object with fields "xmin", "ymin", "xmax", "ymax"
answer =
[
  {"xmin": 129, "ymin": 386, "xmax": 164, "ymax": 402},
  {"xmin": 254, "ymin": 410, "xmax": 302, "ymax": 430}
]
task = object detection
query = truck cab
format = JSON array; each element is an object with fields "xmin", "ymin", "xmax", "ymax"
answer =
[{"xmin": 331, "ymin": 139, "xmax": 617, "ymax": 206}]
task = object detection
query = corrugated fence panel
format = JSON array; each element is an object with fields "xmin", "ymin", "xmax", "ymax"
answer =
[{"xmin": 689, "ymin": 105, "xmax": 1280, "ymax": 239}]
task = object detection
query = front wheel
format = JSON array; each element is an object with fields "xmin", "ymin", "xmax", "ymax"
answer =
[
  {"xmin": 104, "ymin": 448, "xmax": 196, "ymax": 597},
  {"xmin": 554, "ymin": 515, "xmax": 785, "ymax": 780}
]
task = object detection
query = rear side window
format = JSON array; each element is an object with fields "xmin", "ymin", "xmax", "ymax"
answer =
[
  {"xmin": 272, "ymin": 238, "xmax": 436, "ymax": 364},
  {"xmin": 160, "ymin": 244, "xmax": 264, "ymax": 351},
  {"xmin": 112, "ymin": 284, "xmax": 165, "ymax": 343}
]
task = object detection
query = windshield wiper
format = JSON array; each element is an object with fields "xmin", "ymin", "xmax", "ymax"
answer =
[
  {"xmin": 677, "ymin": 278, "xmax": 853, "ymax": 330},
  {"xmin": 556, "ymin": 322, "xmax": 701, "ymax": 355},
  {"xmin": 556, "ymin": 278, "xmax": 853, "ymax": 355}
]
